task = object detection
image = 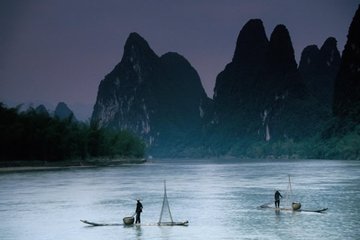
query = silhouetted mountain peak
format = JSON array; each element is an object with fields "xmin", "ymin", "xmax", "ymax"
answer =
[
  {"xmin": 321, "ymin": 37, "xmax": 337, "ymax": 50},
  {"xmin": 299, "ymin": 45, "xmax": 320, "ymax": 73},
  {"xmin": 160, "ymin": 52, "xmax": 207, "ymax": 98},
  {"xmin": 345, "ymin": 5, "xmax": 360, "ymax": 56},
  {"xmin": 125, "ymin": 32, "xmax": 151, "ymax": 50},
  {"xmin": 319, "ymin": 37, "xmax": 341, "ymax": 69},
  {"xmin": 269, "ymin": 24, "xmax": 297, "ymax": 70},
  {"xmin": 300, "ymin": 38, "xmax": 340, "ymax": 73},
  {"xmin": 35, "ymin": 104, "xmax": 49, "ymax": 117},
  {"xmin": 161, "ymin": 52, "xmax": 189, "ymax": 65},
  {"xmin": 92, "ymin": 33, "xmax": 210, "ymax": 156},
  {"xmin": 299, "ymin": 37, "xmax": 340, "ymax": 106},
  {"xmin": 55, "ymin": 102, "xmax": 76, "ymax": 121},
  {"xmin": 233, "ymin": 19, "xmax": 268, "ymax": 64},
  {"xmin": 122, "ymin": 32, "xmax": 158, "ymax": 64}
]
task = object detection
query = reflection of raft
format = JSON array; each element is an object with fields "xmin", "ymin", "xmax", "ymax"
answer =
[{"xmin": 292, "ymin": 202, "xmax": 301, "ymax": 210}]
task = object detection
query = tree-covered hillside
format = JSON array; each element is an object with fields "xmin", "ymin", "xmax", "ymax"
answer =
[{"xmin": 0, "ymin": 103, "xmax": 145, "ymax": 163}]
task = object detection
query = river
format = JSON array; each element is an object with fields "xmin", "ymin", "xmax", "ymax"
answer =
[{"xmin": 0, "ymin": 159, "xmax": 359, "ymax": 240}]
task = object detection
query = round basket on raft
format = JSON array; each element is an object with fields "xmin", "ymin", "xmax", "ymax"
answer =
[
  {"xmin": 292, "ymin": 202, "xmax": 301, "ymax": 210},
  {"xmin": 123, "ymin": 216, "xmax": 134, "ymax": 225}
]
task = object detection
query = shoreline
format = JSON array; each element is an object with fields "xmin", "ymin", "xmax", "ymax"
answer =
[{"xmin": 0, "ymin": 158, "xmax": 147, "ymax": 172}]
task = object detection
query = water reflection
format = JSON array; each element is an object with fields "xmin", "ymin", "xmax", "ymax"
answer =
[
  {"xmin": 135, "ymin": 225, "xmax": 142, "ymax": 239},
  {"xmin": 275, "ymin": 209, "xmax": 281, "ymax": 222}
]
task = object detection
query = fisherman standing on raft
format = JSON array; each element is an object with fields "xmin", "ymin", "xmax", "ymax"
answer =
[
  {"xmin": 274, "ymin": 190, "xmax": 283, "ymax": 208},
  {"xmin": 135, "ymin": 199, "xmax": 143, "ymax": 224}
]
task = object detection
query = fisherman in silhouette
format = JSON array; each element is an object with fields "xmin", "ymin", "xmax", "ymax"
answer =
[
  {"xmin": 135, "ymin": 199, "xmax": 143, "ymax": 224},
  {"xmin": 274, "ymin": 190, "xmax": 283, "ymax": 208}
]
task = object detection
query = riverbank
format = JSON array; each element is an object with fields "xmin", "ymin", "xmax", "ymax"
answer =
[{"xmin": 0, "ymin": 157, "xmax": 147, "ymax": 172}]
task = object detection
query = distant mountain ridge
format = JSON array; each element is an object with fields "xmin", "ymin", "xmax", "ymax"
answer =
[
  {"xmin": 208, "ymin": 19, "xmax": 329, "ymax": 155},
  {"xmin": 30, "ymin": 102, "xmax": 77, "ymax": 120},
  {"xmin": 91, "ymin": 6, "xmax": 360, "ymax": 158}
]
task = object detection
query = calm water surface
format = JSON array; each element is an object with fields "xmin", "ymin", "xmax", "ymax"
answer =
[{"xmin": 0, "ymin": 159, "xmax": 359, "ymax": 240}]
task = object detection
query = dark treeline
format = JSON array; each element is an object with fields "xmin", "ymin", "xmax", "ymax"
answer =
[{"xmin": 0, "ymin": 103, "xmax": 145, "ymax": 162}]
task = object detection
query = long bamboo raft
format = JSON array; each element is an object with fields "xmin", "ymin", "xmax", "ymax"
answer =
[
  {"xmin": 259, "ymin": 175, "xmax": 328, "ymax": 213},
  {"xmin": 81, "ymin": 180, "xmax": 189, "ymax": 227}
]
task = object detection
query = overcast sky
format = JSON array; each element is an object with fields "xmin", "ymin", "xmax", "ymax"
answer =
[{"xmin": 0, "ymin": 0, "xmax": 358, "ymax": 120}]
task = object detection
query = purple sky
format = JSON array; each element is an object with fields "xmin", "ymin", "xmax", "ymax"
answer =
[{"xmin": 0, "ymin": 0, "xmax": 358, "ymax": 120}]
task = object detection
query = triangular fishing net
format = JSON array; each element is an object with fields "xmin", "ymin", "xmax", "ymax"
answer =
[{"xmin": 158, "ymin": 181, "xmax": 173, "ymax": 224}]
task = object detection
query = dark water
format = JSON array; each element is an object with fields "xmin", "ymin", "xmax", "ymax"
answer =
[{"xmin": 0, "ymin": 159, "xmax": 359, "ymax": 240}]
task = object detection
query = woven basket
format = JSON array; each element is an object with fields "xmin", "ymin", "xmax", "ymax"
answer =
[
  {"xmin": 123, "ymin": 216, "xmax": 134, "ymax": 225},
  {"xmin": 292, "ymin": 202, "xmax": 301, "ymax": 210}
]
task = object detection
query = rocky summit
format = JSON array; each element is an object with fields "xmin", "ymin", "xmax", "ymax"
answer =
[
  {"xmin": 92, "ymin": 33, "xmax": 210, "ymax": 156},
  {"xmin": 299, "ymin": 37, "xmax": 340, "ymax": 106},
  {"xmin": 54, "ymin": 102, "xmax": 76, "ymax": 121},
  {"xmin": 208, "ymin": 19, "xmax": 328, "ymax": 154}
]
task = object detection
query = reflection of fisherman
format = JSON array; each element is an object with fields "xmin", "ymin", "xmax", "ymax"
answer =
[
  {"xmin": 135, "ymin": 199, "xmax": 143, "ymax": 224},
  {"xmin": 274, "ymin": 190, "xmax": 283, "ymax": 208}
]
